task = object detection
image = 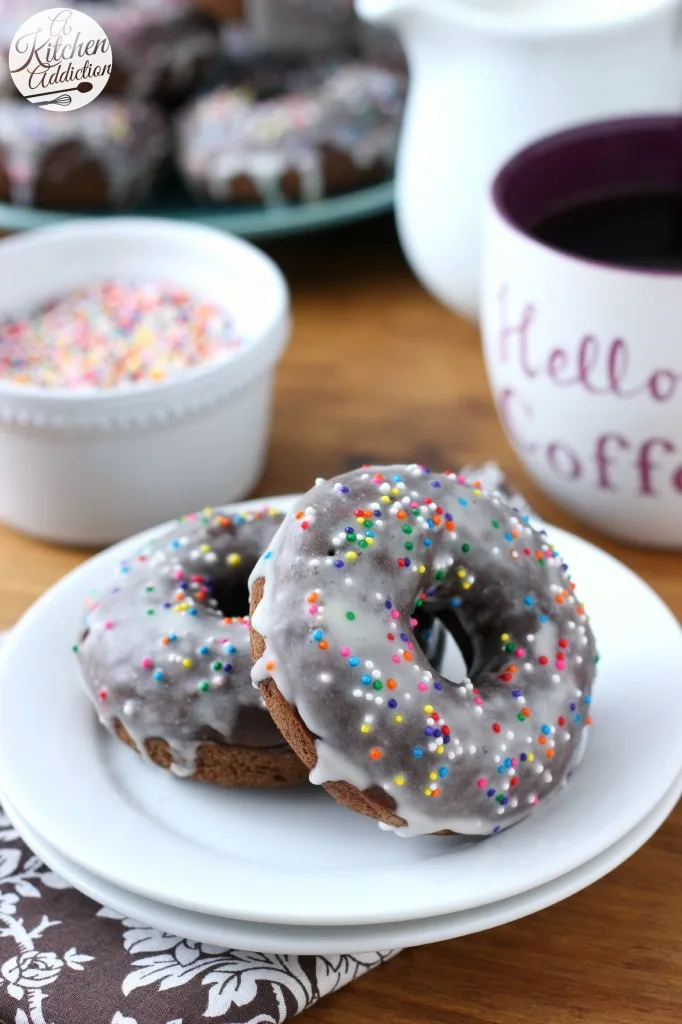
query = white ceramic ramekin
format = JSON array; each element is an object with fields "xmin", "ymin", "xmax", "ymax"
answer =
[{"xmin": 0, "ymin": 218, "xmax": 290, "ymax": 545}]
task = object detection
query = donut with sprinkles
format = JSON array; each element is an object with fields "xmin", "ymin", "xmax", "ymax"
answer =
[
  {"xmin": 76, "ymin": 506, "xmax": 307, "ymax": 788},
  {"xmin": 249, "ymin": 465, "xmax": 598, "ymax": 835}
]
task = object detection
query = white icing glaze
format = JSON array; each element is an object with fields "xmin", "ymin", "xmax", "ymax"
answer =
[
  {"xmin": 249, "ymin": 465, "xmax": 598, "ymax": 837},
  {"xmin": 167, "ymin": 739, "xmax": 203, "ymax": 777},
  {"xmin": 309, "ymin": 738, "xmax": 371, "ymax": 789}
]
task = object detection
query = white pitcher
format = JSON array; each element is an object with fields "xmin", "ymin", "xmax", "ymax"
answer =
[{"xmin": 356, "ymin": 0, "xmax": 682, "ymax": 321}]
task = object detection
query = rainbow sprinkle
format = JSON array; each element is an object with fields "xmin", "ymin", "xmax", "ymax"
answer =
[{"xmin": 0, "ymin": 280, "xmax": 241, "ymax": 389}]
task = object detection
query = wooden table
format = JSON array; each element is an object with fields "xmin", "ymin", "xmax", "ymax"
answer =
[{"xmin": 1, "ymin": 217, "xmax": 680, "ymax": 1023}]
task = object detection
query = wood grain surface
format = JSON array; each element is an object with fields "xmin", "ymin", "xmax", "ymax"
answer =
[{"xmin": 0, "ymin": 217, "xmax": 679, "ymax": 1023}]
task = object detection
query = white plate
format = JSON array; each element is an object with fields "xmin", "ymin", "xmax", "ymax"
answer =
[
  {"xmin": 0, "ymin": 496, "xmax": 681, "ymax": 927},
  {"xmin": 2, "ymin": 772, "xmax": 679, "ymax": 955}
]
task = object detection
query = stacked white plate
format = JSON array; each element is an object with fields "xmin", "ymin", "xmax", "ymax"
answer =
[{"xmin": 0, "ymin": 496, "xmax": 680, "ymax": 955}]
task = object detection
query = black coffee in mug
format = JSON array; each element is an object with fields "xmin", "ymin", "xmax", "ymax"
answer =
[{"xmin": 531, "ymin": 190, "xmax": 682, "ymax": 270}]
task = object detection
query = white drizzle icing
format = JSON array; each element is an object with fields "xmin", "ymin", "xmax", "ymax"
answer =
[{"xmin": 309, "ymin": 739, "xmax": 371, "ymax": 790}]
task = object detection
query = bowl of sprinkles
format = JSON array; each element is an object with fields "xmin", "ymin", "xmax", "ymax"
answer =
[
  {"xmin": 0, "ymin": 217, "xmax": 289, "ymax": 544},
  {"xmin": 0, "ymin": 281, "xmax": 243, "ymax": 391}
]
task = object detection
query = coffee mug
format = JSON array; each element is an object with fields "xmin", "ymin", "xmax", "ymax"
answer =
[{"xmin": 481, "ymin": 116, "xmax": 682, "ymax": 548}]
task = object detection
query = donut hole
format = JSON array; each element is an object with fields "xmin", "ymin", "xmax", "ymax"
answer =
[
  {"xmin": 415, "ymin": 609, "xmax": 474, "ymax": 682},
  {"xmin": 209, "ymin": 577, "xmax": 251, "ymax": 619},
  {"xmin": 437, "ymin": 610, "xmax": 476, "ymax": 677},
  {"xmin": 232, "ymin": 704, "xmax": 286, "ymax": 748}
]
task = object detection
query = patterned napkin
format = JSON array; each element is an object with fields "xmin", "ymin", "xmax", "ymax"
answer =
[{"xmin": 0, "ymin": 631, "xmax": 397, "ymax": 1024}]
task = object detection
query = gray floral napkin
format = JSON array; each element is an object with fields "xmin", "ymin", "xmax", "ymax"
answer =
[{"xmin": 0, "ymin": 631, "xmax": 397, "ymax": 1024}]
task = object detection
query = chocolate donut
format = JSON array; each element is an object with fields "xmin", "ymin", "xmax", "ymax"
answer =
[
  {"xmin": 175, "ymin": 61, "xmax": 405, "ymax": 205},
  {"xmin": 76, "ymin": 506, "xmax": 307, "ymax": 787},
  {"xmin": 0, "ymin": 98, "xmax": 168, "ymax": 209},
  {"xmin": 249, "ymin": 465, "xmax": 598, "ymax": 835}
]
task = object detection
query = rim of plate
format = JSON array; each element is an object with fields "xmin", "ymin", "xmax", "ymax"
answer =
[
  {"xmin": 0, "ymin": 495, "xmax": 680, "ymax": 926},
  {"xmin": 2, "ymin": 770, "xmax": 680, "ymax": 955}
]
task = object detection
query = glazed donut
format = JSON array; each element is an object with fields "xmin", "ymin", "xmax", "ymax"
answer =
[
  {"xmin": 0, "ymin": 98, "xmax": 168, "ymax": 209},
  {"xmin": 250, "ymin": 465, "xmax": 598, "ymax": 836},
  {"xmin": 76, "ymin": 506, "xmax": 307, "ymax": 788},
  {"xmin": 175, "ymin": 61, "xmax": 405, "ymax": 205}
]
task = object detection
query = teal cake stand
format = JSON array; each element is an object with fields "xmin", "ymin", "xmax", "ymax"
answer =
[{"xmin": 0, "ymin": 179, "xmax": 394, "ymax": 238}]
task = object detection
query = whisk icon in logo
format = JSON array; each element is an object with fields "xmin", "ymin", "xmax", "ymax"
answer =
[{"xmin": 8, "ymin": 7, "xmax": 112, "ymax": 111}]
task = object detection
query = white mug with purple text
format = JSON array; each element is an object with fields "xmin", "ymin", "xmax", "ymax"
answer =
[{"xmin": 481, "ymin": 117, "xmax": 682, "ymax": 548}]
